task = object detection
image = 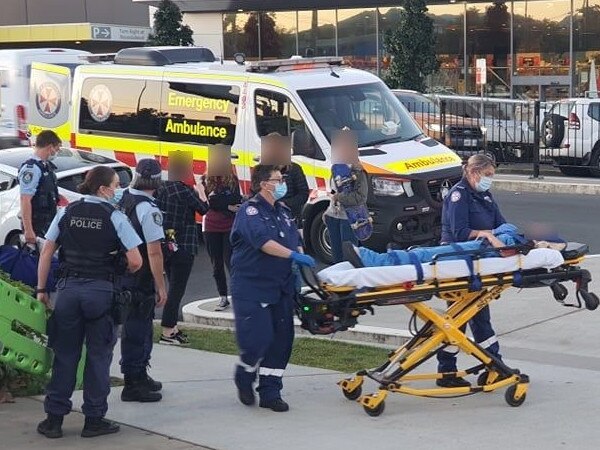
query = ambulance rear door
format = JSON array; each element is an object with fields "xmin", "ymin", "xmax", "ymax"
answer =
[{"xmin": 28, "ymin": 62, "xmax": 73, "ymax": 146}]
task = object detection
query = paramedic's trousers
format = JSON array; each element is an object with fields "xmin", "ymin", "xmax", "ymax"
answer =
[
  {"xmin": 437, "ymin": 305, "xmax": 502, "ymax": 373},
  {"xmin": 44, "ymin": 278, "xmax": 117, "ymax": 418},
  {"xmin": 233, "ymin": 296, "xmax": 294, "ymax": 402}
]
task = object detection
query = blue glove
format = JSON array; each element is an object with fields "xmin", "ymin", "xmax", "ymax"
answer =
[
  {"xmin": 493, "ymin": 223, "xmax": 519, "ymax": 236},
  {"xmin": 290, "ymin": 251, "xmax": 316, "ymax": 268}
]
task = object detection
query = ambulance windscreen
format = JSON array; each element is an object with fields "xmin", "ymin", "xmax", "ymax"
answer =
[{"xmin": 298, "ymin": 82, "xmax": 422, "ymax": 149}]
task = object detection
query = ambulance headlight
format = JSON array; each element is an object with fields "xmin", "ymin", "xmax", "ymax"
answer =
[{"xmin": 372, "ymin": 177, "xmax": 406, "ymax": 197}]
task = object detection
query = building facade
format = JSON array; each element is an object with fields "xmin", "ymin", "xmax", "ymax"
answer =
[
  {"xmin": 0, "ymin": 0, "xmax": 151, "ymax": 52},
  {"xmin": 136, "ymin": 0, "xmax": 600, "ymax": 101}
]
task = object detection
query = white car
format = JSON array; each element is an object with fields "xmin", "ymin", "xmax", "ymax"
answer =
[
  {"xmin": 542, "ymin": 97, "xmax": 600, "ymax": 177},
  {"xmin": 0, "ymin": 147, "xmax": 132, "ymax": 246}
]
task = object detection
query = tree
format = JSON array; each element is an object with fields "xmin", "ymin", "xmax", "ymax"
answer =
[
  {"xmin": 244, "ymin": 13, "xmax": 281, "ymax": 59},
  {"xmin": 383, "ymin": 0, "xmax": 439, "ymax": 92},
  {"xmin": 148, "ymin": 0, "xmax": 194, "ymax": 47}
]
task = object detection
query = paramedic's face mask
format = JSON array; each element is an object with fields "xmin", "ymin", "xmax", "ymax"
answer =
[{"xmin": 470, "ymin": 167, "xmax": 495, "ymax": 192}]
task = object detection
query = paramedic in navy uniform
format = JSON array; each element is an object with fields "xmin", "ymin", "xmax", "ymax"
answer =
[
  {"xmin": 35, "ymin": 166, "xmax": 143, "ymax": 439},
  {"xmin": 437, "ymin": 154, "xmax": 506, "ymax": 388},
  {"xmin": 18, "ymin": 130, "xmax": 62, "ymax": 244},
  {"xmin": 118, "ymin": 159, "xmax": 168, "ymax": 403},
  {"xmin": 230, "ymin": 164, "xmax": 315, "ymax": 412}
]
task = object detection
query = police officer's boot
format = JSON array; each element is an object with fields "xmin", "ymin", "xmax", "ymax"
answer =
[
  {"xmin": 143, "ymin": 369, "xmax": 162, "ymax": 392},
  {"xmin": 37, "ymin": 413, "xmax": 63, "ymax": 438},
  {"xmin": 81, "ymin": 417, "xmax": 120, "ymax": 438},
  {"xmin": 121, "ymin": 374, "xmax": 162, "ymax": 402}
]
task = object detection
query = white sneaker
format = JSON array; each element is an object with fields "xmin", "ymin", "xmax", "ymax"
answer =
[{"xmin": 214, "ymin": 296, "xmax": 230, "ymax": 311}]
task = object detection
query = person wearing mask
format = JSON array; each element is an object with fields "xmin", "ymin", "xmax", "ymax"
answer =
[
  {"xmin": 202, "ymin": 168, "xmax": 242, "ymax": 312},
  {"xmin": 118, "ymin": 159, "xmax": 168, "ymax": 402},
  {"xmin": 437, "ymin": 153, "xmax": 506, "ymax": 388},
  {"xmin": 279, "ymin": 162, "xmax": 309, "ymax": 229},
  {"xmin": 156, "ymin": 160, "xmax": 209, "ymax": 345},
  {"xmin": 19, "ymin": 130, "xmax": 61, "ymax": 244},
  {"xmin": 323, "ymin": 132, "xmax": 369, "ymax": 264},
  {"xmin": 230, "ymin": 164, "xmax": 315, "ymax": 413},
  {"xmin": 35, "ymin": 166, "xmax": 142, "ymax": 439}
]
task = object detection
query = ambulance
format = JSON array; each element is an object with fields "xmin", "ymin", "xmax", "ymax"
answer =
[{"xmin": 28, "ymin": 46, "xmax": 463, "ymax": 262}]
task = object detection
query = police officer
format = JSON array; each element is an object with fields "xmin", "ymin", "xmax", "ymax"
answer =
[
  {"xmin": 36, "ymin": 166, "xmax": 143, "ymax": 439},
  {"xmin": 119, "ymin": 159, "xmax": 167, "ymax": 402},
  {"xmin": 437, "ymin": 154, "xmax": 506, "ymax": 388},
  {"xmin": 230, "ymin": 164, "xmax": 315, "ymax": 413},
  {"xmin": 19, "ymin": 130, "xmax": 62, "ymax": 244}
]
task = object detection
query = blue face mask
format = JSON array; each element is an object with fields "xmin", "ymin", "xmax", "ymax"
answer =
[
  {"xmin": 273, "ymin": 182, "xmax": 288, "ymax": 200},
  {"xmin": 108, "ymin": 188, "xmax": 124, "ymax": 205},
  {"xmin": 476, "ymin": 176, "xmax": 493, "ymax": 192}
]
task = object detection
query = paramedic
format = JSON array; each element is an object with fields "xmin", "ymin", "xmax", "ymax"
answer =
[
  {"xmin": 35, "ymin": 166, "xmax": 142, "ymax": 438},
  {"xmin": 19, "ymin": 130, "xmax": 62, "ymax": 243},
  {"xmin": 437, "ymin": 153, "xmax": 505, "ymax": 388},
  {"xmin": 119, "ymin": 159, "xmax": 167, "ymax": 402},
  {"xmin": 230, "ymin": 164, "xmax": 315, "ymax": 412}
]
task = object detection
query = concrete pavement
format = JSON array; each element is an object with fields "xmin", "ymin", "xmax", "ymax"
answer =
[{"xmin": 494, "ymin": 172, "xmax": 600, "ymax": 195}]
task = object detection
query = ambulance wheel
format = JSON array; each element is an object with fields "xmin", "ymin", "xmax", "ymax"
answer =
[
  {"xmin": 364, "ymin": 401, "xmax": 385, "ymax": 417},
  {"xmin": 342, "ymin": 385, "xmax": 362, "ymax": 401},
  {"xmin": 504, "ymin": 385, "xmax": 526, "ymax": 407}
]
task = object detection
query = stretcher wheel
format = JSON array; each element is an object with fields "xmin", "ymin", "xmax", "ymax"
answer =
[
  {"xmin": 580, "ymin": 291, "xmax": 599, "ymax": 311},
  {"xmin": 477, "ymin": 372, "xmax": 491, "ymax": 387},
  {"xmin": 504, "ymin": 385, "xmax": 526, "ymax": 407},
  {"xmin": 551, "ymin": 283, "xmax": 568, "ymax": 301},
  {"xmin": 364, "ymin": 401, "xmax": 385, "ymax": 417},
  {"xmin": 342, "ymin": 385, "xmax": 362, "ymax": 401}
]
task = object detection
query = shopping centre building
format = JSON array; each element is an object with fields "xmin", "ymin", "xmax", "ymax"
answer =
[{"xmin": 135, "ymin": 0, "xmax": 600, "ymax": 100}]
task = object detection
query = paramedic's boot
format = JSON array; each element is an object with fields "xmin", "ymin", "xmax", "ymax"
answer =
[
  {"xmin": 81, "ymin": 417, "xmax": 120, "ymax": 438},
  {"xmin": 121, "ymin": 374, "xmax": 162, "ymax": 402},
  {"xmin": 37, "ymin": 414, "xmax": 63, "ymax": 439},
  {"xmin": 259, "ymin": 398, "xmax": 290, "ymax": 412},
  {"xmin": 436, "ymin": 375, "xmax": 471, "ymax": 388}
]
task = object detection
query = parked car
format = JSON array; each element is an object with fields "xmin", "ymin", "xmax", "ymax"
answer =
[
  {"xmin": 392, "ymin": 89, "xmax": 488, "ymax": 160},
  {"xmin": 430, "ymin": 94, "xmax": 537, "ymax": 163},
  {"xmin": 0, "ymin": 147, "xmax": 132, "ymax": 246},
  {"xmin": 542, "ymin": 97, "xmax": 600, "ymax": 177}
]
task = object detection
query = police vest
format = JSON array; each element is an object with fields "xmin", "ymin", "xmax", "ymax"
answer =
[
  {"xmin": 118, "ymin": 190, "xmax": 156, "ymax": 288},
  {"xmin": 20, "ymin": 158, "xmax": 59, "ymax": 231},
  {"xmin": 58, "ymin": 200, "xmax": 123, "ymax": 277}
]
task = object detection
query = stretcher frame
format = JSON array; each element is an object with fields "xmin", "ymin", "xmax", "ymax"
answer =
[{"xmin": 296, "ymin": 244, "xmax": 598, "ymax": 417}]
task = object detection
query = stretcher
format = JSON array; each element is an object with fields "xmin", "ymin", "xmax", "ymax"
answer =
[{"xmin": 296, "ymin": 242, "xmax": 598, "ymax": 417}]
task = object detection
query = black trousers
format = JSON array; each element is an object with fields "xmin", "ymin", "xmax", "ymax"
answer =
[
  {"xmin": 204, "ymin": 231, "xmax": 231, "ymax": 297},
  {"xmin": 161, "ymin": 248, "xmax": 195, "ymax": 328}
]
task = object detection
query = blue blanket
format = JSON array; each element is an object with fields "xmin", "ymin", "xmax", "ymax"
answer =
[{"xmin": 0, "ymin": 245, "xmax": 60, "ymax": 292}]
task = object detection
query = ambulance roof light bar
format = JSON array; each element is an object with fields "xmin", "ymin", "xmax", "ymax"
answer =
[
  {"xmin": 80, "ymin": 53, "xmax": 116, "ymax": 63},
  {"xmin": 246, "ymin": 56, "xmax": 345, "ymax": 73}
]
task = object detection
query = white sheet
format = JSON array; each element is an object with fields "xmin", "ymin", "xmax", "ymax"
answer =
[{"xmin": 317, "ymin": 248, "xmax": 565, "ymax": 288}]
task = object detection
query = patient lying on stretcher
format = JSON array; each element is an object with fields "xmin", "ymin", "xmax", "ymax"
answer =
[{"xmin": 345, "ymin": 223, "xmax": 567, "ymax": 268}]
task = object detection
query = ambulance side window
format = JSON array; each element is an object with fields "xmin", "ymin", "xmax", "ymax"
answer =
[
  {"xmin": 79, "ymin": 78, "xmax": 161, "ymax": 138},
  {"xmin": 254, "ymin": 90, "xmax": 324, "ymax": 161},
  {"xmin": 160, "ymin": 82, "xmax": 239, "ymax": 145}
]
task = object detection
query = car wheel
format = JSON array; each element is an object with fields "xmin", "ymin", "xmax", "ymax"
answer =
[
  {"xmin": 309, "ymin": 211, "xmax": 333, "ymax": 264},
  {"xmin": 6, "ymin": 231, "xmax": 21, "ymax": 248},
  {"xmin": 542, "ymin": 114, "xmax": 565, "ymax": 148},
  {"xmin": 589, "ymin": 144, "xmax": 600, "ymax": 178}
]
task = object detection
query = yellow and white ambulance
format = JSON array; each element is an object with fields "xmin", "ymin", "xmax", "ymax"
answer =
[{"xmin": 28, "ymin": 46, "xmax": 463, "ymax": 262}]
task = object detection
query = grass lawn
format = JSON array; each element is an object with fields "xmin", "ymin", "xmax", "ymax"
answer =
[{"xmin": 154, "ymin": 326, "xmax": 390, "ymax": 373}]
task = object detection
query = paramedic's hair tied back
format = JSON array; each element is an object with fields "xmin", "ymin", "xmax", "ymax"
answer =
[{"xmin": 465, "ymin": 153, "xmax": 495, "ymax": 174}]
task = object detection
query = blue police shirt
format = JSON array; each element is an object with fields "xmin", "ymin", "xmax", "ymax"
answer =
[
  {"xmin": 127, "ymin": 188, "xmax": 165, "ymax": 244},
  {"xmin": 440, "ymin": 177, "xmax": 506, "ymax": 243},
  {"xmin": 230, "ymin": 193, "xmax": 300, "ymax": 304},
  {"xmin": 45, "ymin": 196, "xmax": 142, "ymax": 250},
  {"xmin": 18, "ymin": 155, "xmax": 44, "ymax": 196}
]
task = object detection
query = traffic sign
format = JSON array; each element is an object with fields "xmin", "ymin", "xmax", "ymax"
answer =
[{"xmin": 476, "ymin": 58, "xmax": 487, "ymax": 85}]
